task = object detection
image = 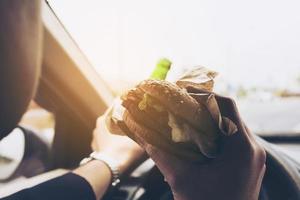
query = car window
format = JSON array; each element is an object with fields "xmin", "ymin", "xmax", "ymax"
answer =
[{"xmin": 48, "ymin": 0, "xmax": 300, "ymax": 135}]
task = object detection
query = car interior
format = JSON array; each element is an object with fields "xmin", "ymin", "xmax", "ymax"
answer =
[{"xmin": 0, "ymin": 1, "xmax": 300, "ymax": 200}]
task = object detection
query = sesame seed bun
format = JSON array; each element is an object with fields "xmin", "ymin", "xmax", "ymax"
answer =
[
  {"xmin": 138, "ymin": 79, "xmax": 219, "ymax": 138},
  {"xmin": 119, "ymin": 79, "xmax": 222, "ymax": 159},
  {"xmin": 123, "ymin": 110, "xmax": 206, "ymax": 161}
]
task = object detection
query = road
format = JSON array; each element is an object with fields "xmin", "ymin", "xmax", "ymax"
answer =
[{"xmin": 237, "ymin": 98, "xmax": 300, "ymax": 135}]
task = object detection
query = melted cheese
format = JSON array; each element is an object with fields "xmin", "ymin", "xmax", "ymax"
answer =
[{"xmin": 168, "ymin": 112, "xmax": 190, "ymax": 142}]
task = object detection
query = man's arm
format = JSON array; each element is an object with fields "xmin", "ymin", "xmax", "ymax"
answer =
[
  {"xmin": 1, "ymin": 115, "xmax": 143, "ymax": 200},
  {"xmin": 73, "ymin": 160, "xmax": 111, "ymax": 200},
  {"xmin": 1, "ymin": 161, "xmax": 111, "ymax": 200},
  {"xmin": 1, "ymin": 172, "xmax": 97, "ymax": 200}
]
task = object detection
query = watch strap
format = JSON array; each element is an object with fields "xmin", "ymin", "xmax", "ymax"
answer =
[{"xmin": 80, "ymin": 151, "xmax": 121, "ymax": 186}]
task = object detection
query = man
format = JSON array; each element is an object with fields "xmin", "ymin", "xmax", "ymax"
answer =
[
  {"xmin": 0, "ymin": 1, "xmax": 143, "ymax": 199},
  {"xmin": 0, "ymin": 1, "xmax": 265, "ymax": 199}
]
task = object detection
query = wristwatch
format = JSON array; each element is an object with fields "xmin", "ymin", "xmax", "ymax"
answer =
[{"xmin": 80, "ymin": 151, "xmax": 121, "ymax": 186}]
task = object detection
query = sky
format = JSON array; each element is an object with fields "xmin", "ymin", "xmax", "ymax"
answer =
[{"xmin": 48, "ymin": 0, "xmax": 300, "ymax": 91}]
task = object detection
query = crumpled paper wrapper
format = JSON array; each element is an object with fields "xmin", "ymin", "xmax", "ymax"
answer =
[
  {"xmin": 176, "ymin": 66, "xmax": 218, "ymax": 92},
  {"xmin": 176, "ymin": 66, "xmax": 238, "ymax": 136},
  {"xmin": 103, "ymin": 66, "xmax": 238, "ymax": 159}
]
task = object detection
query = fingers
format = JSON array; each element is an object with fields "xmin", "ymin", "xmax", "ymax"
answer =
[
  {"xmin": 187, "ymin": 124, "xmax": 219, "ymax": 158},
  {"xmin": 95, "ymin": 115, "xmax": 103, "ymax": 130},
  {"xmin": 243, "ymin": 123, "xmax": 257, "ymax": 141},
  {"xmin": 91, "ymin": 136, "xmax": 97, "ymax": 151},
  {"xmin": 123, "ymin": 110, "xmax": 208, "ymax": 161},
  {"xmin": 189, "ymin": 91, "xmax": 251, "ymax": 151},
  {"xmin": 122, "ymin": 110, "xmax": 186, "ymax": 177},
  {"xmin": 213, "ymin": 95, "xmax": 243, "ymax": 130},
  {"xmin": 186, "ymin": 86, "xmax": 242, "ymax": 128},
  {"xmin": 215, "ymin": 95, "xmax": 262, "ymax": 145},
  {"xmin": 140, "ymin": 142, "xmax": 187, "ymax": 187},
  {"xmin": 215, "ymin": 96, "xmax": 258, "ymax": 149},
  {"xmin": 91, "ymin": 129, "xmax": 100, "ymax": 151},
  {"xmin": 96, "ymin": 104, "xmax": 115, "ymax": 129},
  {"xmin": 187, "ymin": 87, "xmax": 245, "ymax": 134},
  {"xmin": 184, "ymin": 86, "xmax": 252, "ymax": 138}
]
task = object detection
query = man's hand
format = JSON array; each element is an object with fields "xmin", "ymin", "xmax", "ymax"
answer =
[
  {"xmin": 91, "ymin": 116, "xmax": 144, "ymax": 174},
  {"xmin": 74, "ymin": 115, "xmax": 144, "ymax": 199},
  {"xmin": 125, "ymin": 94, "xmax": 266, "ymax": 200}
]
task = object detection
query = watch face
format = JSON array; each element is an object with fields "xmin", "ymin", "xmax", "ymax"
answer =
[{"xmin": 0, "ymin": 128, "xmax": 25, "ymax": 180}]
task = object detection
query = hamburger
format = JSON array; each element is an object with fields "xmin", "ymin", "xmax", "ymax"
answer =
[{"xmin": 120, "ymin": 79, "xmax": 221, "ymax": 161}]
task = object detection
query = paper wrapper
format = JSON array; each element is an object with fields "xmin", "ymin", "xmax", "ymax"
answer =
[
  {"xmin": 103, "ymin": 66, "xmax": 238, "ymax": 160},
  {"xmin": 176, "ymin": 66, "xmax": 218, "ymax": 92},
  {"xmin": 176, "ymin": 66, "xmax": 238, "ymax": 136},
  {"xmin": 103, "ymin": 98, "xmax": 126, "ymax": 136}
]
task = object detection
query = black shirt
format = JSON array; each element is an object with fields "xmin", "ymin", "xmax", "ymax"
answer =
[{"xmin": 1, "ymin": 173, "xmax": 96, "ymax": 200}]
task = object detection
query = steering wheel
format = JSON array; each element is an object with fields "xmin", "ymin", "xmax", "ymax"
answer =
[{"xmin": 103, "ymin": 137, "xmax": 300, "ymax": 200}]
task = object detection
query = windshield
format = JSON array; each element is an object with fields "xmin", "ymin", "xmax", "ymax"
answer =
[{"xmin": 48, "ymin": 0, "xmax": 300, "ymax": 135}]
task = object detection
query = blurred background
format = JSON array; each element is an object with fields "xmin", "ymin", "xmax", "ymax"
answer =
[{"xmin": 47, "ymin": 0, "xmax": 300, "ymax": 135}]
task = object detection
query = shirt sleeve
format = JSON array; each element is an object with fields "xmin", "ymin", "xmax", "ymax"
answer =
[{"xmin": 1, "ymin": 173, "xmax": 96, "ymax": 200}]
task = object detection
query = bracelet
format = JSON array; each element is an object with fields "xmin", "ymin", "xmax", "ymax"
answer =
[{"xmin": 80, "ymin": 151, "xmax": 121, "ymax": 187}]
